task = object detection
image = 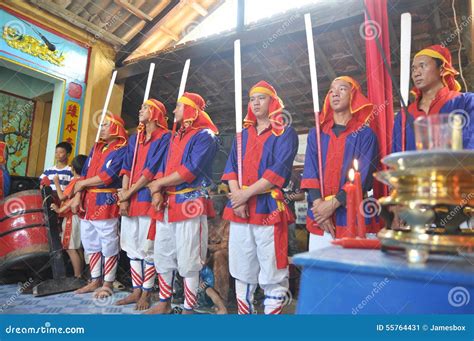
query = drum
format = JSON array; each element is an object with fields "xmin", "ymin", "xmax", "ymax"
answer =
[{"xmin": 0, "ymin": 190, "xmax": 50, "ymax": 279}]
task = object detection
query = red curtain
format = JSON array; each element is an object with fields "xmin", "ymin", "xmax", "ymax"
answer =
[{"xmin": 364, "ymin": 0, "xmax": 394, "ymax": 199}]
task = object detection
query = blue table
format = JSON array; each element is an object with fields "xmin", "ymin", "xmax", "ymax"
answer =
[{"xmin": 293, "ymin": 246, "xmax": 474, "ymax": 314}]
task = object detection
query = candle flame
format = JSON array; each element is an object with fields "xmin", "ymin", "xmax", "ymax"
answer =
[
  {"xmin": 348, "ymin": 168, "xmax": 355, "ymax": 182},
  {"xmin": 353, "ymin": 159, "xmax": 359, "ymax": 171}
]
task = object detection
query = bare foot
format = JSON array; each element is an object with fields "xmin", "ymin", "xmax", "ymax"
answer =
[
  {"xmin": 116, "ymin": 289, "xmax": 141, "ymax": 306},
  {"xmin": 144, "ymin": 300, "xmax": 172, "ymax": 314},
  {"xmin": 181, "ymin": 309, "xmax": 194, "ymax": 315},
  {"xmin": 135, "ymin": 291, "xmax": 151, "ymax": 311},
  {"xmin": 94, "ymin": 281, "xmax": 114, "ymax": 299},
  {"xmin": 75, "ymin": 280, "xmax": 101, "ymax": 294},
  {"xmin": 214, "ymin": 305, "xmax": 228, "ymax": 314}
]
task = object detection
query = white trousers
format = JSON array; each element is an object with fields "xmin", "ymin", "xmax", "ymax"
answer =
[
  {"xmin": 120, "ymin": 216, "xmax": 154, "ymax": 262},
  {"xmin": 154, "ymin": 209, "xmax": 208, "ymax": 278},
  {"xmin": 308, "ymin": 231, "xmax": 334, "ymax": 252},
  {"xmin": 229, "ymin": 222, "xmax": 289, "ymax": 315},
  {"xmin": 229, "ymin": 222, "xmax": 288, "ymax": 285},
  {"xmin": 80, "ymin": 218, "xmax": 119, "ymax": 257}
]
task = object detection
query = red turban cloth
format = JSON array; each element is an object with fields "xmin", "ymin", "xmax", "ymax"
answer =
[
  {"xmin": 143, "ymin": 99, "xmax": 168, "ymax": 130},
  {"xmin": 177, "ymin": 92, "xmax": 219, "ymax": 134},
  {"xmin": 411, "ymin": 44, "xmax": 462, "ymax": 99},
  {"xmin": 104, "ymin": 113, "xmax": 128, "ymax": 149},
  {"xmin": 320, "ymin": 76, "xmax": 374, "ymax": 130},
  {"xmin": 244, "ymin": 80, "xmax": 286, "ymax": 136}
]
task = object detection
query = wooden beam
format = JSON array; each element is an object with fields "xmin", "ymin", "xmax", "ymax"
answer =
[
  {"xmin": 29, "ymin": 0, "xmax": 127, "ymax": 46},
  {"xmin": 117, "ymin": 4, "xmax": 366, "ymax": 81},
  {"xmin": 159, "ymin": 26, "xmax": 180, "ymax": 42},
  {"xmin": 55, "ymin": 0, "xmax": 72, "ymax": 7},
  {"xmin": 159, "ymin": 76, "xmax": 178, "ymax": 94},
  {"xmin": 110, "ymin": 0, "xmax": 162, "ymax": 42},
  {"xmin": 120, "ymin": 0, "xmax": 443, "ymax": 134},
  {"xmin": 293, "ymin": 65, "xmax": 310, "ymax": 83},
  {"xmin": 114, "ymin": 0, "xmax": 153, "ymax": 22},
  {"xmin": 195, "ymin": 71, "xmax": 233, "ymax": 103},
  {"xmin": 314, "ymin": 43, "xmax": 337, "ymax": 81},
  {"xmin": 432, "ymin": 6, "xmax": 445, "ymax": 45},
  {"xmin": 116, "ymin": 0, "xmax": 180, "ymax": 65},
  {"xmin": 342, "ymin": 28, "xmax": 365, "ymax": 69},
  {"xmin": 110, "ymin": 0, "xmax": 146, "ymax": 33},
  {"xmin": 187, "ymin": 0, "xmax": 208, "ymax": 17}
]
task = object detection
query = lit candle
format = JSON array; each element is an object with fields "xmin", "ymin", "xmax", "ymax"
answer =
[
  {"xmin": 353, "ymin": 159, "xmax": 366, "ymax": 238},
  {"xmin": 343, "ymin": 169, "xmax": 357, "ymax": 238},
  {"xmin": 451, "ymin": 114, "xmax": 463, "ymax": 150}
]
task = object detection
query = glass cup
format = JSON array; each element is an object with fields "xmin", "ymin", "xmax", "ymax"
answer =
[{"xmin": 414, "ymin": 114, "xmax": 463, "ymax": 150}]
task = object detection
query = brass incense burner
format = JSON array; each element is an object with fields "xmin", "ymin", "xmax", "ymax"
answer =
[{"xmin": 375, "ymin": 150, "xmax": 474, "ymax": 263}]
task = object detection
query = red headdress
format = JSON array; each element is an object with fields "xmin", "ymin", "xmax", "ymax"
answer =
[
  {"xmin": 177, "ymin": 92, "xmax": 219, "ymax": 134},
  {"xmin": 320, "ymin": 76, "xmax": 374, "ymax": 129},
  {"xmin": 411, "ymin": 44, "xmax": 461, "ymax": 99},
  {"xmin": 244, "ymin": 81, "xmax": 286, "ymax": 136},
  {"xmin": 104, "ymin": 113, "xmax": 128, "ymax": 149},
  {"xmin": 142, "ymin": 98, "xmax": 168, "ymax": 131}
]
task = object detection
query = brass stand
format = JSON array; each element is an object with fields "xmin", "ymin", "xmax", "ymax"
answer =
[{"xmin": 376, "ymin": 150, "xmax": 474, "ymax": 263}]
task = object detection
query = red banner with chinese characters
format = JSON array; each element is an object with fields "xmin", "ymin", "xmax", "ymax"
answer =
[{"xmin": 62, "ymin": 101, "xmax": 80, "ymax": 152}]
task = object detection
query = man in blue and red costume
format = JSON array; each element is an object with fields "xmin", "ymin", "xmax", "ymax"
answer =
[
  {"xmin": 116, "ymin": 99, "xmax": 170, "ymax": 310},
  {"xmin": 0, "ymin": 141, "xmax": 10, "ymax": 200},
  {"xmin": 301, "ymin": 76, "xmax": 379, "ymax": 251},
  {"xmin": 222, "ymin": 81, "xmax": 298, "ymax": 315},
  {"xmin": 392, "ymin": 44, "xmax": 474, "ymax": 152},
  {"xmin": 146, "ymin": 92, "xmax": 218, "ymax": 314},
  {"xmin": 71, "ymin": 113, "xmax": 128, "ymax": 298}
]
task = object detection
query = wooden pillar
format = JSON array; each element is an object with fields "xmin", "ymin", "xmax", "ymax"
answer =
[
  {"xmin": 27, "ymin": 100, "xmax": 52, "ymax": 177},
  {"xmin": 26, "ymin": 101, "xmax": 44, "ymax": 176}
]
